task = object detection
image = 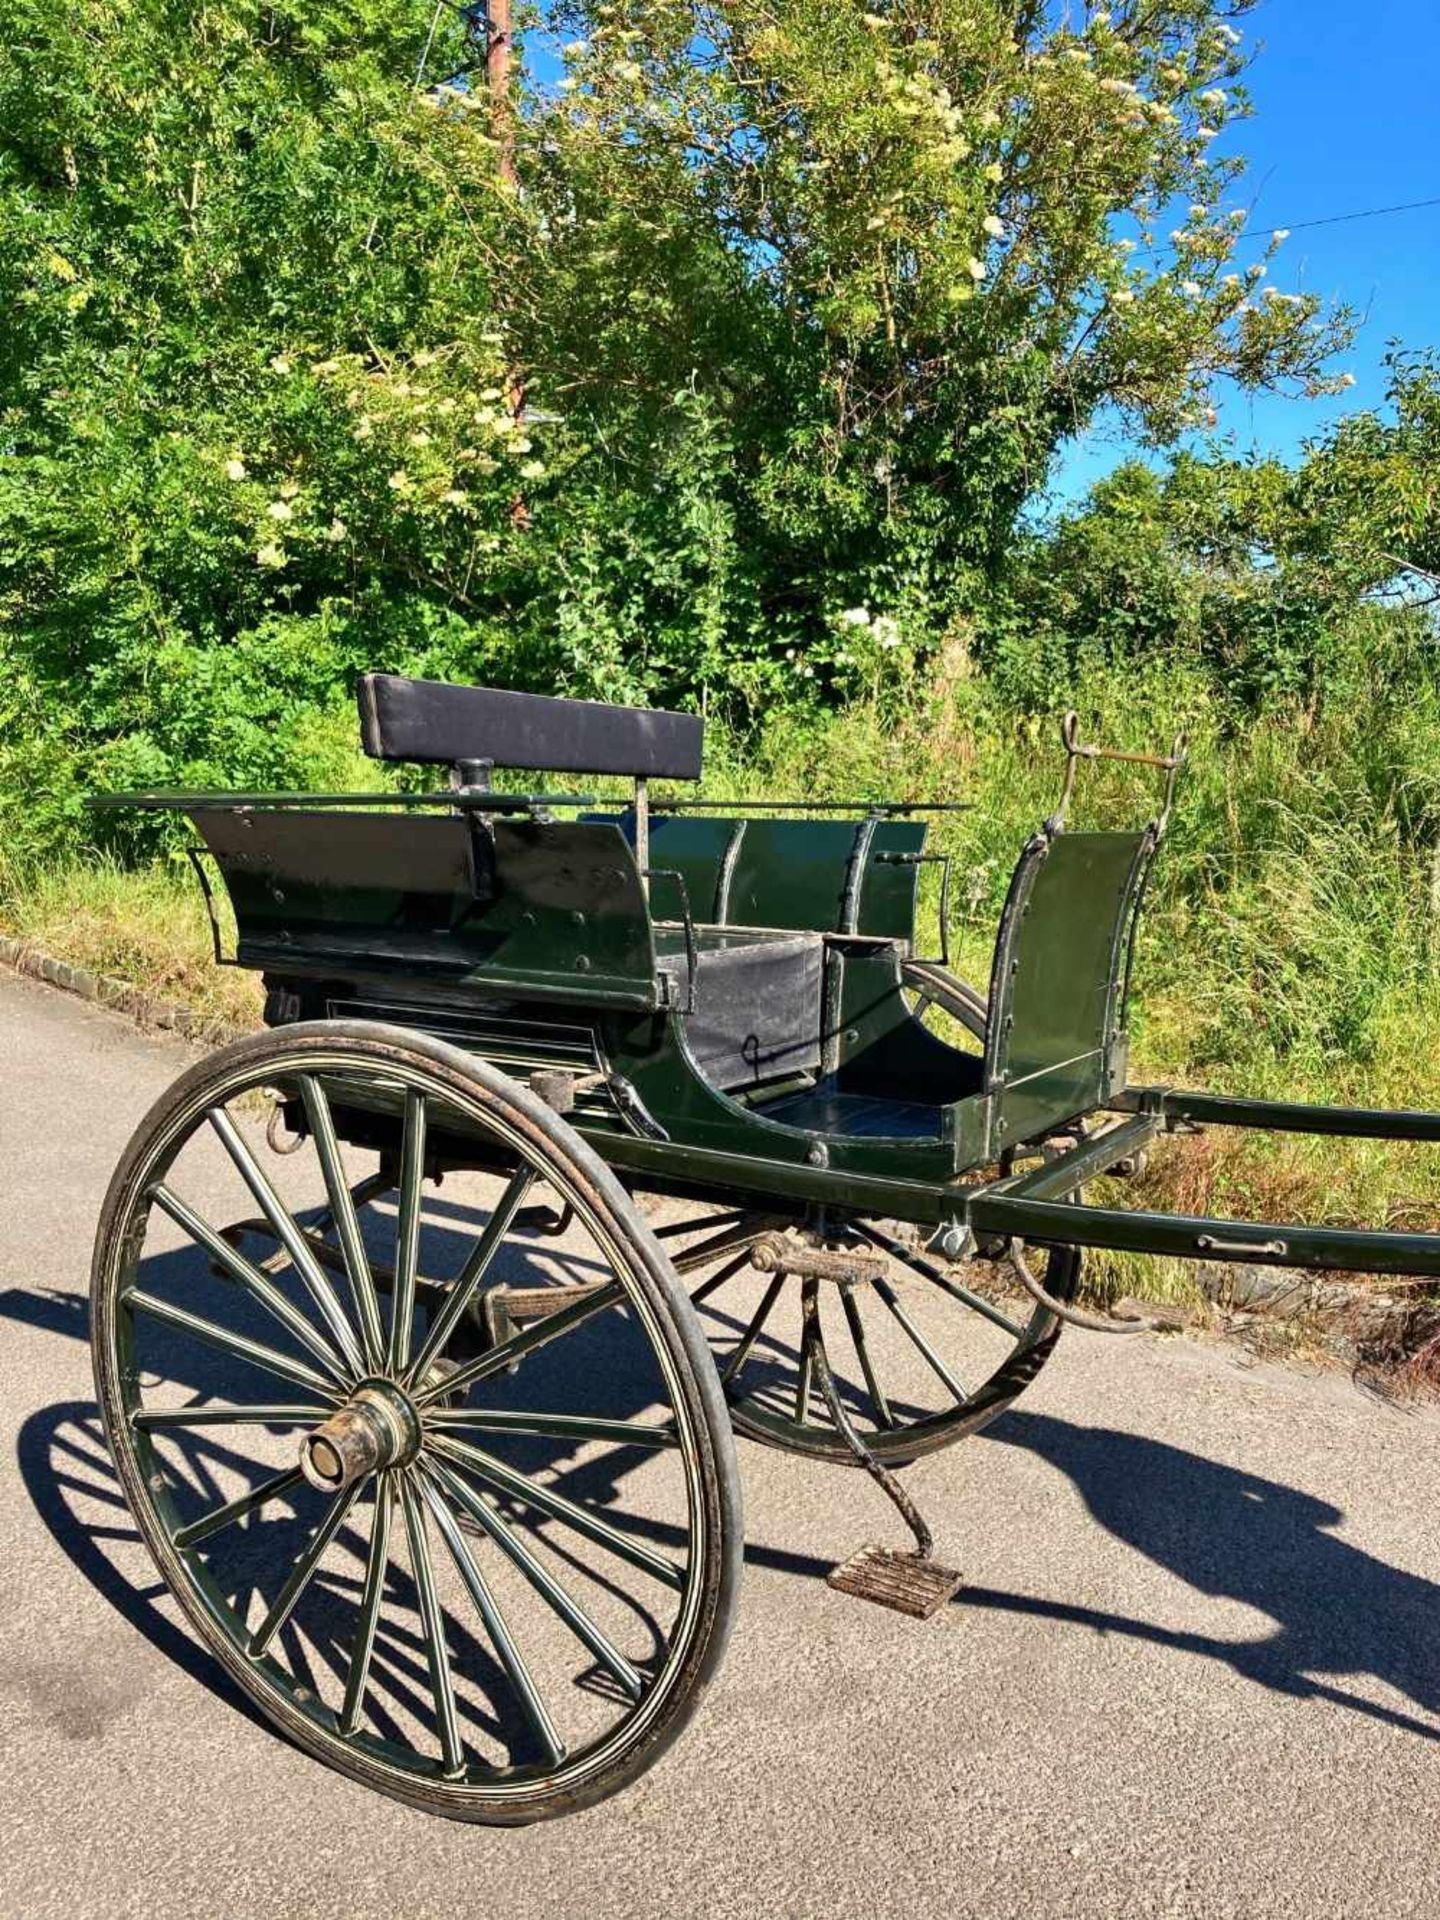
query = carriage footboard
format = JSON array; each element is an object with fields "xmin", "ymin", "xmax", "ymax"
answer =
[{"xmin": 969, "ymin": 1093, "xmax": 1440, "ymax": 1278}]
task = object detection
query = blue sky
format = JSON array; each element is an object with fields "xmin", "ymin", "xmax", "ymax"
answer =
[{"xmin": 1050, "ymin": 0, "xmax": 1440, "ymax": 506}]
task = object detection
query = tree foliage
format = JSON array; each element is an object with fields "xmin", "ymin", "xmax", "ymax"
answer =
[
  {"xmin": 1000, "ymin": 353, "xmax": 1440, "ymax": 711},
  {"xmin": 0, "ymin": 0, "xmax": 1359, "ymax": 850}
]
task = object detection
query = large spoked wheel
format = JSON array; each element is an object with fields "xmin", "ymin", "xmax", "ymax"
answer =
[
  {"xmin": 673, "ymin": 1214, "xmax": 1080, "ymax": 1466},
  {"xmin": 92, "ymin": 1023, "xmax": 741, "ymax": 1824}
]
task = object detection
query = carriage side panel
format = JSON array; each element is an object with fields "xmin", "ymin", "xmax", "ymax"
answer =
[
  {"xmin": 986, "ymin": 828, "xmax": 1152, "ymax": 1149},
  {"xmin": 194, "ymin": 810, "xmax": 659, "ymax": 1008}
]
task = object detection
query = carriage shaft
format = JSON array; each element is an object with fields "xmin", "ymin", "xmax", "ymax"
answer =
[
  {"xmin": 1111, "ymin": 1083, "xmax": 1440, "ymax": 1144},
  {"xmin": 971, "ymin": 1096, "xmax": 1440, "ymax": 1276}
]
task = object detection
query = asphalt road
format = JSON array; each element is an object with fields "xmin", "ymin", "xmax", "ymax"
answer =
[{"xmin": 3, "ymin": 967, "xmax": 1440, "ymax": 1920}]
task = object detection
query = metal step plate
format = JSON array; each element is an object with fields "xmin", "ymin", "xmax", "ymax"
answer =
[{"xmin": 827, "ymin": 1545, "xmax": 963, "ymax": 1620}]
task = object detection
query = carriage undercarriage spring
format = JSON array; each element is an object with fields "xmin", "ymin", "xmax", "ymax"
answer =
[{"xmin": 86, "ymin": 674, "xmax": 1440, "ymax": 1822}]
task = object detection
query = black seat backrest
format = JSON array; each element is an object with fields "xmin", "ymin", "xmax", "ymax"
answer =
[{"xmin": 357, "ymin": 673, "xmax": 703, "ymax": 781}]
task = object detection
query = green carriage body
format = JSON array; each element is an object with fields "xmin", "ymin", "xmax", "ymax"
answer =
[{"xmin": 88, "ymin": 675, "xmax": 1440, "ymax": 1825}]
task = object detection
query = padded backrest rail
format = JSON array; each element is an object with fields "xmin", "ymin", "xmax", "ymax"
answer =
[{"xmin": 357, "ymin": 673, "xmax": 703, "ymax": 780}]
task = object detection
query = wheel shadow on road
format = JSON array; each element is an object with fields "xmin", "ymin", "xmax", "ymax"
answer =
[{"xmin": 9, "ymin": 1279, "xmax": 1440, "ymax": 1751}]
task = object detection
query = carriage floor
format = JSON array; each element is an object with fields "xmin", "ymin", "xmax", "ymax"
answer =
[{"xmin": 754, "ymin": 1080, "xmax": 946, "ymax": 1139}]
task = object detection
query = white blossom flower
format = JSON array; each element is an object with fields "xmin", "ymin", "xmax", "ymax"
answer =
[
  {"xmin": 1092, "ymin": 8, "xmax": 1111, "ymax": 24},
  {"xmin": 1189, "ymin": 204, "xmax": 1210, "ymax": 220},
  {"xmin": 1110, "ymin": 287, "xmax": 1136, "ymax": 306},
  {"xmin": 325, "ymin": 518, "xmax": 347, "ymax": 542},
  {"xmin": 279, "ymin": 479, "xmax": 300, "ymax": 498},
  {"xmin": 442, "ymin": 489, "xmax": 467, "ymax": 505},
  {"xmin": 840, "ymin": 607, "xmax": 871, "ymax": 627},
  {"xmin": 967, "ymin": 256, "xmax": 987, "ymax": 281},
  {"xmin": 388, "ymin": 469, "xmax": 411, "ymax": 491},
  {"xmin": 353, "ymin": 416, "xmax": 374, "ymax": 440},
  {"xmin": 1218, "ymin": 24, "xmax": 1242, "ymax": 43},
  {"xmin": 872, "ymin": 616, "xmax": 902, "ymax": 649},
  {"xmin": 982, "ymin": 214, "xmax": 1005, "ymax": 238},
  {"xmin": 1340, "ymin": 372, "xmax": 1356, "ymax": 387},
  {"xmin": 613, "ymin": 59, "xmax": 641, "ymax": 80},
  {"xmin": 1200, "ymin": 88, "xmax": 1228, "ymax": 109},
  {"xmin": 223, "ymin": 457, "xmax": 247, "ymax": 482},
  {"xmin": 562, "ymin": 39, "xmax": 587, "ymax": 56},
  {"xmin": 1272, "ymin": 228, "xmax": 1291, "ymax": 244},
  {"xmin": 256, "ymin": 542, "xmax": 287, "ymax": 569},
  {"xmin": 266, "ymin": 499, "xmax": 293, "ymax": 522},
  {"xmin": 1196, "ymin": 126, "xmax": 1217, "ymax": 141},
  {"xmin": 559, "ymin": 76, "xmax": 578, "ymax": 93},
  {"xmin": 1181, "ymin": 280, "xmax": 1202, "ymax": 297},
  {"xmin": 520, "ymin": 459, "xmax": 547, "ymax": 481},
  {"xmin": 268, "ymin": 355, "xmax": 292, "ymax": 375}
]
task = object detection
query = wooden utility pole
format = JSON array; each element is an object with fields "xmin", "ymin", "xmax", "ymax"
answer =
[{"xmin": 485, "ymin": 0, "xmax": 517, "ymax": 189}]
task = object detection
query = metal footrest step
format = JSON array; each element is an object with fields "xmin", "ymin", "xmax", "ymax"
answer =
[{"xmin": 828, "ymin": 1546, "xmax": 963, "ymax": 1621}]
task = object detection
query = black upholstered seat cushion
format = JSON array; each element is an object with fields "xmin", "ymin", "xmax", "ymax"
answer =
[{"xmin": 657, "ymin": 930, "xmax": 824, "ymax": 1093}]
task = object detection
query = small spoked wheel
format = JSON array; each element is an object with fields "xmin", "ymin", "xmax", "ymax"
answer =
[
  {"xmin": 672, "ymin": 1213, "xmax": 1080, "ymax": 1465},
  {"xmin": 91, "ymin": 1023, "xmax": 740, "ymax": 1823}
]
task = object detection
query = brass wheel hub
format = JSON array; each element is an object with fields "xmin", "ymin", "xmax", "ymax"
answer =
[{"xmin": 299, "ymin": 1382, "xmax": 420, "ymax": 1492}]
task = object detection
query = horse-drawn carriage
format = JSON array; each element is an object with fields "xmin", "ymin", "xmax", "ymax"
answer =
[{"xmin": 89, "ymin": 676, "xmax": 1440, "ymax": 1821}]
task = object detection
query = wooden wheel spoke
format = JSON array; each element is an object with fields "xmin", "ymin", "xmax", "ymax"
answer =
[
  {"xmin": 425, "ymin": 1458, "xmax": 644, "ymax": 1705},
  {"xmin": 414, "ymin": 1280, "xmax": 624, "ymax": 1405},
  {"xmin": 405, "ymin": 1164, "xmax": 537, "ymax": 1388},
  {"xmin": 298, "ymin": 1076, "xmax": 387, "ymax": 1371},
  {"xmin": 124, "ymin": 1288, "xmax": 344, "ymax": 1401},
  {"xmin": 249, "ymin": 1481, "xmax": 364, "ymax": 1657},
  {"xmin": 851, "ymin": 1223, "xmax": 1026, "ymax": 1342},
  {"xmin": 421, "ymin": 1408, "xmax": 678, "ymax": 1449},
  {"xmin": 430, "ymin": 1434, "xmax": 684, "ymax": 1591},
  {"xmin": 339, "ymin": 1478, "xmax": 394, "ymax": 1738},
  {"xmin": 416, "ymin": 1466, "xmax": 567, "ymax": 1768},
  {"xmin": 872, "ymin": 1276, "xmax": 969, "ymax": 1405},
  {"xmin": 133, "ymin": 1403, "xmax": 328, "ymax": 1430},
  {"xmin": 207, "ymin": 1107, "xmax": 367, "ymax": 1378},
  {"xmin": 839, "ymin": 1285, "xmax": 895, "ymax": 1430},
  {"xmin": 686, "ymin": 1247, "xmax": 754, "ymax": 1306},
  {"xmin": 387, "ymin": 1090, "xmax": 428, "ymax": 1375},
  {"xmin": 398, "ymin": 1473, "xmax": 465, "ymax": 1777},
  {"xmin": 173, "ymin": 1465, "xmax": 304, "ymax": 1550},
  {"xmin": 150, "ymin": 1184, "xmax": 352, "ymax": 1387},
  {"xmin": 720, "ymin": 1271, "xmax": 785, "ymax": 1388},
  {"xmin": 794, "ymin": 1288, "xmax": 816, "ymax": 1425}
]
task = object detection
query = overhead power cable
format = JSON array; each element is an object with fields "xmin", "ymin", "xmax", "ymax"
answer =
[{"xmin": 1230, "ymin": 193, "xmax": 1440, "ymax": 243}]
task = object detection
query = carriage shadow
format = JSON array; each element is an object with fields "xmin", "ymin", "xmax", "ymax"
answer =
[
  {"xmin": 970, "ymin": 1408, "xmax": 1440, "ymax": 1740},
  {"xmin": 7, "ymin": 1277, "xmax": 1440, "ymax": 1751}
]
